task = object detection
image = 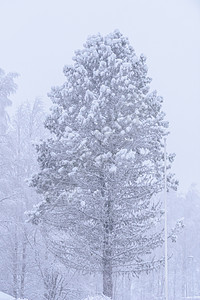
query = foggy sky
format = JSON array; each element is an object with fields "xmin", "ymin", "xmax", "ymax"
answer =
[{"xmin": 0, "ymin": 0, "xmax": 200, "ymax": 193}]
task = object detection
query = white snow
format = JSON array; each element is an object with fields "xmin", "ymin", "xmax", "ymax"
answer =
[
  {"xmin": 0, "ymin": 292, "xmax": 14, "ymax": 300},
  {"xmin": 109, "ymin": 164, "xmax": 117, "ymax": 173},
  {"xmin": 83, "ymin": 295, "xmax": 110, "ymax": 300},
  {"xmin": 116, "ymin": 148, "xmax": 135, "ymax": 160}
]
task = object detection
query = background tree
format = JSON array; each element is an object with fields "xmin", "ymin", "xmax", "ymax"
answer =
[
  {"xmin": 0, "ymin": 99, "xmax": 47, "ymax": 299},
  {"xmin": 0, "ymin": 67, "xmax": 18, "ymax": 296},
  {"xmin": 0, "ymin": 68, "xmax": 17, "ymax": 134},
  {"xmin": 0, "ymin": 95, "xmax": 84, "ymax": 300},
  {"xmin": 31, "ymin": 30, "xmax": 177, "ymax": 299},
  {"xmin": 0, "ymin": 68, "xmax": 17, "ymax": 204}
]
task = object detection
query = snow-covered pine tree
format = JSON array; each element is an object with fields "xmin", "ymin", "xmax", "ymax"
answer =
[
  {"xmin": 31, "ymin": 30, "xmax": 177, "ymax": 299},
  {"xmin": 0, "ymin": 68, "xmax": 17, "ymax": 206},
  {"xmin": 0, "ymin": 68, "xmax": 17, "ymax": 134}
]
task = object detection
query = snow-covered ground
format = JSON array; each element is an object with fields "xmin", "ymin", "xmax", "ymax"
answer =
[
  {"xmin": 0, "ymin": 293, "xmax": 27, "ymax": 300},
  {"xmin": 83, "ymin": 296, "xmax": 110, "ymax": 300},
  {"xmin": 0, "ymin": 292, "xmax": 14, "ymax": 300}
]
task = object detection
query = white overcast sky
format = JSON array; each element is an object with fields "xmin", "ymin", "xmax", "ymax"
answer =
[{"xmin": 0, "ymin": 0, "xmax": 200, "ymax": 193}]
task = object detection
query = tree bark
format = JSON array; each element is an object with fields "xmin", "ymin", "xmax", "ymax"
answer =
[
  {"xmin": 103, "ymin": 197, "xmax": 113, "ymax": 299},
  {"xmin": 13, "ymin": 228, "xmax": 18, "ymax": 299},
  {"xmin": 103, "ymin": 257, "xmax": 113, "ymax": 298},
  {"xmin": 20, "ymin": 231, "xmax": 27, "ymax": 299},
  {"xmin": 101, "ymin": 174, "xmax": 113, "ymax": 299}
]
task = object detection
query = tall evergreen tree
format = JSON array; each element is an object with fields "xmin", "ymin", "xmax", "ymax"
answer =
[
  {"xmin": 0, "ymin": 68, "xmax": 17, "ymax": 206},
  {"xmin": 0, "ymin": 68, "xmax": 17, "ymax": 134},
  {"xmin": 31, "ymin": 30, "xmax": 177, "ymax": 298}
]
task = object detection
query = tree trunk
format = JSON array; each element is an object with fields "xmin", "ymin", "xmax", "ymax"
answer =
[
  {"xmin": 20, "ymin": 231, "xmax": 27, "ymax": 299},
  {"xmin": 13, "ymin": 228, "xmax": 18, "ymax": 299},
  {"xmin": 103, "ymin": 257, "xmax": 113, "ymax": 298},
  {"xmin": 101, "ymin": 175, "xmax": 113, "ymax": 299},
  {"xmin": 103, "ymin": 198, "xmax": 113, "ymax": 299}
]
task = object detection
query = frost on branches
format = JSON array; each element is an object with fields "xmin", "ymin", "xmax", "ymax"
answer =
[{"xmin": 31, "ymin": 30, "xmax": 177, "ymax": 298}]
